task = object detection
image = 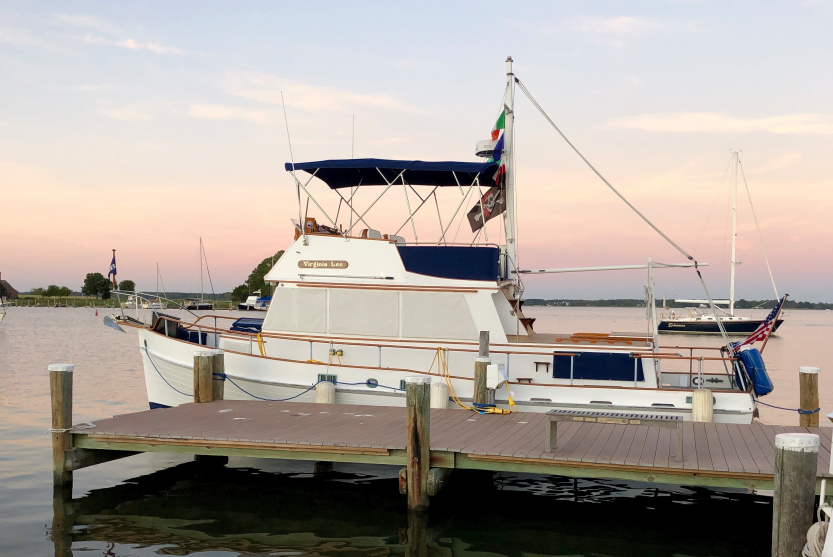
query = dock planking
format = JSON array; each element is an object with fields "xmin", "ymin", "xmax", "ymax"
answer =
[{"xmin": 69, "ymin": 400, "xmax": 833, "ymax": 491}]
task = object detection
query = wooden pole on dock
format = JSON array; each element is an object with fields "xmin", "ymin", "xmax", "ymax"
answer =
[
  {"xmin": 314, "ymin": 378, "xmax": 335, "ymax": 475},
  {"xmin": 49, "ymin": 364, "xmax": 73, "ymax": 488},
  {"xmin": 194, "ymin": 350, "xmax": 220, "ymax": 403},
  {"xmin": 799, "ymin": 366, "xmax": 820, "ymax": 427},
  {"xmin": 772, "ymin": 432, "xmax": 818, "ymax": 557},
  {"xmin": 405, "ymin": 376, "xmax": 431, "ymax": 511},
  {"xmin": 212, "ymin": 351, "xmax": 225, "ymax": 401},
  {"xmin": 473, "ymin": 331, "xmax": 489, "ymax": 405}
]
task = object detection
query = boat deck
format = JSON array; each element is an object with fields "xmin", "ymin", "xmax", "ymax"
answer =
[{"xmin": 70, "ymin": 400, "xmax": 832, "ymax": 490}]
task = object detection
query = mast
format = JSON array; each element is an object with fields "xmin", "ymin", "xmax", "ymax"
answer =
[
  {"xmin": 199, "ymin": 237, "xmax": 204, "ymax": 302},
  {"xmin": 729, "ymin": 151, "xmax": 738, "ymax": 316},
  {"xmin": 503, "ymin": 56, "xmax": 517, "ymax": 290}
]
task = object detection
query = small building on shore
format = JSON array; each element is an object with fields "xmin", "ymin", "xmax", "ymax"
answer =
[{"xmin": 0, "ymin": 279, "xmax": 19, "ymax": 299}]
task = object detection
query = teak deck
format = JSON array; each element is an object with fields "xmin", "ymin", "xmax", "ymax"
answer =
[{"xmin": 69, "ymin": 401, "xmax": 832, "ymax": 491}]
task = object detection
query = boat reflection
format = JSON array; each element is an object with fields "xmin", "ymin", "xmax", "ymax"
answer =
[{"xmin": 50, "ymin": 459, "xmax": 772, "ymax": 556}]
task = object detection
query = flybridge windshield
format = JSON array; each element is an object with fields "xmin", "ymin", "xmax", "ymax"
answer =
[{"xmin": 284, "ymin": 158, "xmax": 499, "ymax": 189}]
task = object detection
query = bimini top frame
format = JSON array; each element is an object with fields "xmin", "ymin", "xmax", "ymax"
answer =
[{"xmin": 285, "ymin": 158, "xmax": 502, "ymax": 244}]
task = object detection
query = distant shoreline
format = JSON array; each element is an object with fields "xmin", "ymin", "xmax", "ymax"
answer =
[{"xmin": 524, "ymin": 299, "xmax": 833, "ymax": 310}]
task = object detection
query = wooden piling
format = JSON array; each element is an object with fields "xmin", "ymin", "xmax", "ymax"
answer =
[
  {"xmin": 193, "ymin": 350, "xmax": 218, "ymax": 403},
  {"xmin": 691, "ymin": 389, "xmax": 713, "ymax": 423},
  {"xmin": 430, "ymin": 382, "xmax": 448, "ymax": 409},
  {"xmin": 314, "ymin": 379, "xmax": 335, "ymax": 474},
  {"xmin": 212, "ymin": 351, "xmax": 225, "ymax": 401},
  {"xmin": 473, "ymin": 331, "xmax": 489, "ymax": 405},
  {"xmin": 315, "ymin": 381, "xmax": 335, "ymax": 404},
  {"xmin": 49, "ymin": 364, "xmax": 73, "ymax": 488},
  {"xmin": 772, "ymin": 433, "xmax": 819, "ymax": 557},
  {"xmin": 799, "ymin": 366, "xmax": 819, "ymax": 427},
  {"xmin": 405, "ymin": 376, "xmax": 431, "ymax": 511}
]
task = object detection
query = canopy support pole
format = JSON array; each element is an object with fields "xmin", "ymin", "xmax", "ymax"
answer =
[
  {"xmin": 437, "ymin": 175, "xmax": 479, "ymax": 245},
  {"xmin": 433, "ymin": 191, "xmax": 445, "ymax": 245},
  {"xmin": 401, "ymin": 175, "xmax": 418, "ymax": 242},
  {"xmin": 344, "ymin": 168, "xmax": 407, "ymax": 236},
  {"xmin": 293, "ymin": 169, "xmax": 341, "ymax": 231},
  {"xmin": 393, "ymin": 186, "xmax": 439, "ymax": 236},
  {"xmin": 476, "ymin": 176, "xmax": 488, "ymax": 243}
]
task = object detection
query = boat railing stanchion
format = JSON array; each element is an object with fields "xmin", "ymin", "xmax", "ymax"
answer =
[
  {"xmin": 378, "ymin": 346, "xmax": 382, "ymax": 368},
  {"xmin": 633, "ymin": 354, "xmax": 638, "ymax": 388},
  {"xmin": 569, "ymin": 355, "xmax": 574, "ymax": 386}
]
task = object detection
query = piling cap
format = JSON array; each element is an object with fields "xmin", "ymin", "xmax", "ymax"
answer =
[
  {"xmin": 194, "ymin": 350, "xmax": 223, "ymax": 356},
  {"xmin": 475, "ymin": 357, "xmax": 491, "ymax": 363},
  {"xmin": 799, "ymin": 366, "xmax": 820, "ymax": 374},
  {"xmin": 48, "ymin": 364, "xmax": 74, "ymax": 372},
  {"xmin": 405, "ymin": 376, "xmax": 431, "ymax": 384},
  {"xmin": 775, "ymin": 433, "xmax": 819, "ymax": 452}
]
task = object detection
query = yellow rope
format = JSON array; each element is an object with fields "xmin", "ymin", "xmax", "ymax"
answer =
[
  {"xmin": 432, "ymin": 347, "xmax": 515, "ymax": 415},
  {"xmin": 256, "ymin": 333, "xmax": 266, "ymax": 357}
]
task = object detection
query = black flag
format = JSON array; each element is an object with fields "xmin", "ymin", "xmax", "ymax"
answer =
[{"xmin": 467, "ymin": 185, "xmax": 506, "ymax": 232}]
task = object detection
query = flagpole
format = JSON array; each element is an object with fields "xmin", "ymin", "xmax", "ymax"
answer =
[
  {"xmin": 111, "ymin": 249, "xmax": 117, "ymax": 290},
  {"xmin": 760, "ymin": 294, "xmax": 787, "ymax": 354},
  {"xmin": 503, "ymin": 56, "xmax": 517, "ymax": 293}
]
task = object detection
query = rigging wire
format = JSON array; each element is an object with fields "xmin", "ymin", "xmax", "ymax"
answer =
[
  {"xmin": 514, "ymin": 76, "xmax": 733, "ymax": 349},
  {"xmin": 514, "ymin": 78, "xmax": 694, "ymax": 261},
  {"xmin": 739, "ymin": 159, "xmax": 779, "ymax": 300},
  {"xmin": 201, "ymin": 241, "xmax": 217, "ymax": 303}
]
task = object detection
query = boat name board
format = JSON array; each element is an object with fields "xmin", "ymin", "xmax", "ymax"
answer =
[{"xmin": 298, "ymin": 260, "xmax": 349, "ymax": 269}]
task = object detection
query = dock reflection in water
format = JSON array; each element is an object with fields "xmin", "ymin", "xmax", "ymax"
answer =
[{"xmin": 51, "ymin": 459, "xmax": 772, "ymax": 557}]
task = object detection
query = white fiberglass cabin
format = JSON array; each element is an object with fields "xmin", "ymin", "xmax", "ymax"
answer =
[{"xmin": 117, "ymin": 58, "xmax": 766, "ymax": 423}]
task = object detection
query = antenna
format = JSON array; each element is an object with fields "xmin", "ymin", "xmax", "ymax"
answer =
[
  {"xmin": 352, "ymin": 114, "xmax": 355, "ymax": 159},
  {"xmin": 281, "ymin": 92, "xmax": 305, "ymax": 241}
]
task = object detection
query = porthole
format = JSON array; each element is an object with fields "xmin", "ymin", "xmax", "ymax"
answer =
[{"xmin": 366, "ymin": 378, "xmax": 379, "ymax": 389}]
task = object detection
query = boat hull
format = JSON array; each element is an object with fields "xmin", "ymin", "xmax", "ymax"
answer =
[
  {"xmin": 658, "ymin": 318, "xmax": 784, "ymax": 335},
  {"xmin": 138, "ymin": 329, "xmax": 756, "ymax": 424}
]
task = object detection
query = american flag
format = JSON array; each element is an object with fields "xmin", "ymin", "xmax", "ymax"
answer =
[{"xmin": 733, "ymin": 295, "xmax": 787, "ymax": 351}]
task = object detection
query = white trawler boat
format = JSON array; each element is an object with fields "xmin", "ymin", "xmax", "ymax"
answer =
[{"xmin": 110, "ymin": 58, "xmax": 774, "ymax": 423}]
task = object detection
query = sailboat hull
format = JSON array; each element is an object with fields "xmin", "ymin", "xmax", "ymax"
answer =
[{"xmin": 658, "ymin": 318, "xmax": 784, "ymax": 335}]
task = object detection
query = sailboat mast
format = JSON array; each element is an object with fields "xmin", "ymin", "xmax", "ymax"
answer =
[
  {"xmin": 200, "ymin": 237, "xmax": 204, "ymax": 301},
  {"xmin": 503, "ymin": 56, "xmax": 517, "ymax": 288},
  {"xmin": 729, "ymin": 151, "xmax": 739, "ymax": 316}
]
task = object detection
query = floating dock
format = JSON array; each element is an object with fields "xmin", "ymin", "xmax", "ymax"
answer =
[{"xmin": 65, "ymin": 399, "xmax": 831, "ymax": 492}]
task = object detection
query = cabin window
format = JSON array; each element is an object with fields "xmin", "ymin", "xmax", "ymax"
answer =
[
  {"xmin": 262, "ymin": 288, "xmax": 327, "ymax": 333},
  {"xmin": 329, "ymin": 288, "xmax": 399, "ymax": 337},
  {"xmin": 401, "ymin": 292, "xmax": 477, "ymax": 340},
  {"xmin": 553, "ymin": 352, "xmax": 644, "ymax": 382}
]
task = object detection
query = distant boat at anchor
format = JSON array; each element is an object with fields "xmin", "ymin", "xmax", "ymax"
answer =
[{"xmin": 658, "ymin": 151, "xmax": 785, "ymax": 335}]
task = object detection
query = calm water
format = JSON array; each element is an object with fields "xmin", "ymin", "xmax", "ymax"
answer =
[{"xmin": 0, "ymin": 306, "xmax": 829, "ymax": 556}]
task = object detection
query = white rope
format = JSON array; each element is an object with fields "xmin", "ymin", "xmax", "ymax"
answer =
[
  {"xmin": 46, "ymin": 422, "xmax": 95, "ymax": 434},
  {"xmin": 803, "ymin": 521, "xmax": 828, "ymax": 557},
  {"xmin": 515, "ymin": 77, "xmax": 693, "ymax": 261},
  {"xmin": 738, "ymin": 160, "xmax": 779, "ymax": 300}
]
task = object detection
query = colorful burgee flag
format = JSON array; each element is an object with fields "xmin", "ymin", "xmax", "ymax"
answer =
[
  {"xmin": 733, "ymin": 295, "xmax": 787, "ymax": 351},
  {"xmin": 491, "ymin": 110, "xmax": 505, "ymax": 141},
  {"xmin": 467, "ymin": 185, "xmax": 506, "ymax": 232},
  {"xmin": 107, "ymin": 255, "xmax": 117, "ymax": 278}
]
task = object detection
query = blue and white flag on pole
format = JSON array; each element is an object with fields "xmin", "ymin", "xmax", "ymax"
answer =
[{"xmin": 107, "ymin": 255, "xmax": 117, "ymax": 278}]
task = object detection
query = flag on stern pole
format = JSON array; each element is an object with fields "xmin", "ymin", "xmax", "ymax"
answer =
[
  {"xmin": 467, "ymin": 185, "xmax": 506, "ymax": 232},
  {"xmin": 733, "ymin": 295, "xmax": 787, "ymax": 352}
]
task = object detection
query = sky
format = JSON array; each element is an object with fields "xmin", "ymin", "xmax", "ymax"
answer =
[{"xmin": 1, "ymin": 1, "xmax": 831, "ymax": 301}]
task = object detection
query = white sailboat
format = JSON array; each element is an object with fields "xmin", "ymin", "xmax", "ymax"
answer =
[
  {"xmin": 658, "ymin": 151, "xmax": 785, "ymax": 334},
  {"xmin": 186, "ymin": 238, "xmax": 214, "ymax": 311},
  {"xmin": 112, "ymin": 58, "xmax": 772, "ymax": 423}
]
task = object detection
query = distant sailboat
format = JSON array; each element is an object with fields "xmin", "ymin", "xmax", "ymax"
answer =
[
  {"xmin": 658, "ymin": 151, "xmax": 785, "ymax": 335},
  {"xmin": 185, "ymin": 238, "xmax": 215, "ymax": 311}
]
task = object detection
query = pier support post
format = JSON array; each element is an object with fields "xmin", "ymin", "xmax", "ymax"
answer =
[
  {"xmin": 315, "ymin": 381, "xmax": 335, "ymax": 404},
  {"xmin": 799, "ymin": 367, "xmax": 820, "ymax": 427},
  {"xmin": 194, "ymin": 350, "xmax": 220, "ymax": 403},
  {"xmin": 691, "ymin": 389, "xmax": 713, "ymax": 423},
  {"xmin": 49, "ymin": 364, "xmax": 73, "ymax": 489},
  {"xmin": 314, "ymin": 380, "xmax": 335, "ymax": 475},
  {"xmin": 473, "ymin": 331, "xmax": 490, "ymax": 405},
  {"xmin": 772, "ymin": 433, "xmax": 819, "ymax": 557},
  {"xmin": 212, "ymin": 350, "xmax": 225, "ymax": 401},
  {"xmin": 405, "ymin": 376, "xmax": 431, "ymax": 511}
]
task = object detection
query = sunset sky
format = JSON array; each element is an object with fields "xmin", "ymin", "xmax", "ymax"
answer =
[{"xmin": 1, "ymin": 1, "xmax": 831, "ymax": 301}]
